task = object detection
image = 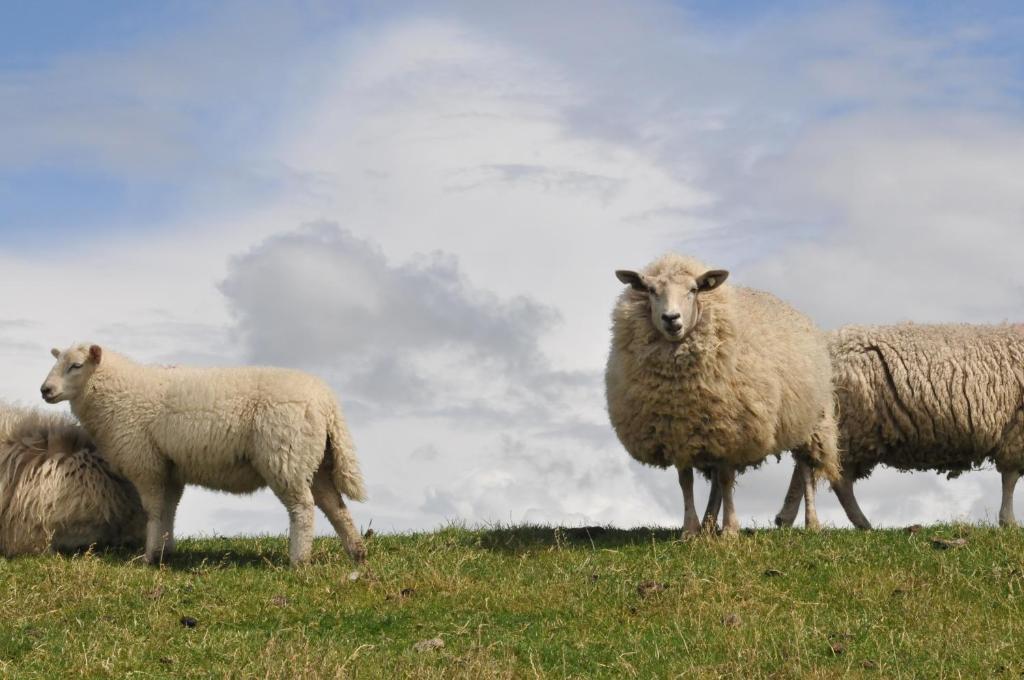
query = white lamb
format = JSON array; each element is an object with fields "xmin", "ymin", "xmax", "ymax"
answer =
[{"xmin": 40, "ymin": 343, "xmax": 367, "ymax": 566}]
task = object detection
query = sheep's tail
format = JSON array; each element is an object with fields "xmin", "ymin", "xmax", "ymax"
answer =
[{"xmin": 325, "ymin": 399, "xmax": 367, "ymax": 502}]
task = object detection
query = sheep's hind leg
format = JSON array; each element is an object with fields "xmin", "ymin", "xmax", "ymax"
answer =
[
  {"xmin": 313, "ymin": 465, "xmax": 367, "ymax": 563},
  {"xmin": 832, "ymin": 470, "xmax": 872, "ymax": 530},
  {"xmin": 799, "ymin": 460, "xmax": 821, "ymax": 531},
  {"xmin": 774, "ymin": 460, "xmax": 803, "ymax": 528},
  {"xmin": 718, "ymin": 465, "xmax": 740, "ymax": 536},
  {"xmin": 999, "ymin": 469, "xmax": 1021, "ymax": 528},
  {"xmin": 677, "ymin": 466, "xmax": 701, "ymax": 536},
  {"xmin": 702, "ymin": 472, "xmax": 722, "ymax": 533},
  {"xmin": 270, "ymin": 484, "xmax": 316, "ymax": 566}
]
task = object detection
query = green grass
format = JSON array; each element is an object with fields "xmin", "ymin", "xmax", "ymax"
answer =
[{"xmin": 2, "ymin": 525, "xmax": 1023, "ymax": 678}]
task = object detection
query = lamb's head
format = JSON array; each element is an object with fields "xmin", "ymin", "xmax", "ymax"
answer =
[
  {"xmin": 40, "ymin": 344, "xmax": 103, "ymax": 404},
  {"xmin": 615, "ymin": 258, "xmax": 728, "ymax": 343}
]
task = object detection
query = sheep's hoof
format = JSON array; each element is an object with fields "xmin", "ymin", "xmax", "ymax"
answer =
[
  {"xmin": 805, "ymin": 520, "xmax": 822, "ymax": 532},
  {"xmin": 720, "ymin": 525, "xmax": 740, "ymax": 538},
  {"xmin": 348, "ymin": 543, "xmax": 368, "ymax": 564}
]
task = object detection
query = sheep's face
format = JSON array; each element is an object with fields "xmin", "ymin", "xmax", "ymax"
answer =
[
  {"xmin": 615, "ymin": 268, "xmax": 728, "ymax": 342},
  {"xmin": 41, "ymin": 344, "xmax": 103, "ymax": 404}
]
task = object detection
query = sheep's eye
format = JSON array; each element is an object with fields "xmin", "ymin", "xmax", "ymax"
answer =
[{"xmin": 68, "ymin": 363, "xmax": 83, "ymax": 372}]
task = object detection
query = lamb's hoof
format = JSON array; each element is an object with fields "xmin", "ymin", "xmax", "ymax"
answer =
[
  {"xmin": 774, "ymin": 514, "xmax": 795, "ymax": 528},
  {"xmin": 348, "ymin": 543, "xmax": 368, "ymax": 564}
]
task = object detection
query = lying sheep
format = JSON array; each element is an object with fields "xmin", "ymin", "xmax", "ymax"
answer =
[
  {"xmin": 775, "ymin": 323, "xmax": 1024, "ymax": 529},
  {"xmin": 605, "ymin": 253, "xmax": 840, "ymax": 535},
  {"xmin": 41, "ymin": 344, "xmax": 367, "ymax": 566},
  {"xmin": 0, "ymin": 402, "xmax": 144, "ymax": 556}
]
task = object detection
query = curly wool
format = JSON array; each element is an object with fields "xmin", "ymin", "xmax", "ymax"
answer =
[
  {"xmin": 0, "ymin": 402, "xmax": 144, "ymax": 557},
  {"xmin": 605, "ymin": 253, "xmax": 840, "ymax": 479},
  {"xmin": 831, "ymin": 323, "xmax": 1024, "ymax": 478}
]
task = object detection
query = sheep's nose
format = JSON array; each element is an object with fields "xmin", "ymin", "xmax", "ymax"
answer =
[
  {"xmin": 40, "ymin": 385, "xmax": 53, "ymax": 398},
  {"xmin": 662, "ymin": 313, "xmax": 681, "ymax": 322}
]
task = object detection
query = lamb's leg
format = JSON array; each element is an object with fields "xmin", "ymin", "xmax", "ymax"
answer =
[
  {"xmin": 718, "ymin": 465, "xmax": 740, "ymax": 536},
  {"xmin": 312, "ymin": 465, "xmax": 367, "ymax": 563},
  {"xmin": 136, "ymin": 481, "xmax": 172, "ymax": 565},
  {"xmin": 800, "ymin": 460, "xmax": 821, "ymax": 531},
  {"xmin": 999, "ymin": 469, "xmax": 1021, "ymax": 528},
  {"xmin": 832, "ymin": 470, "xmax": 872, "ymax": 529},
  {"xmin": 159, "ymin": 478, "xmax": 185, "ymax": 555},
  {"xmin": 272, "ymin": 484, "xmax": 316, "ymax": 566},
  {"xmin": 702, "ymin": 472, "xmax": 722, "ymax": 533},
  {"xmin": 677, "ymin": 466, "xmax": 701, "ymax": 536},
  {"xmin": 774, "ymin": 460, "xmax": 804, "ymax": 528}
]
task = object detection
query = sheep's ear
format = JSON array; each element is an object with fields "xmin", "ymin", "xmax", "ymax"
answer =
[
  {"xmin": 88, "ymin": 345, "xmax": 103, "ymax": 364},
  {"xmin": 696, "ymin": 269, "xmax": 729, "ymax": 292},
  {"xmin": 50, "ymin": 348, "xmax": 61, "ymax": 359},
  {"xmin": 615, "ymin": 270, "xmax": 650, "ymax": 292}
]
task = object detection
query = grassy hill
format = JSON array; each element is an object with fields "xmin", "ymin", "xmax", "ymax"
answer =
[{"xmin": 2, "ymin": 524, "xmax": 1023, "ymax": 678}]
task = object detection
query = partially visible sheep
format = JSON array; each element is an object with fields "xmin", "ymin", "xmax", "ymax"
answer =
[
  {"xmin": 40, "ymin": 344, "xmax": 367, "ymax": 566},
  {"xmin": 605, "ymin": 253, "xmax": 840, "ymax": 535},
  {"xmin": 0, "ymin": 402, "xmax": 144, "ymax": 557},
  {"xmin": 774, "ymin": 323, "xmax": 1024, "ymax": 529}
]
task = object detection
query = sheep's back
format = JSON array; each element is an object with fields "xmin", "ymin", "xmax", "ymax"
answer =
[{"xmin": 831, "ymin": 324, "xmax": 1024, "ymax": 476}]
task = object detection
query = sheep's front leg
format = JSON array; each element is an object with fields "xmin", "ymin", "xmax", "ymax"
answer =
[
  {"xmin": 718, "ymin": 465, "xmax": 740, "ymax": 536},
  {"xmin": 677, "ymin": 466, "xmax": 701, "ymax": 536},
  {"xmin": 999, "ymin": 469, "xmax": 1021, "ymax": 528},
  {"xmin": 832, "ymin": 470, "xmax": 872, "ymax": 529},
  {"xmin": 160, "ymin": 478, "xmax": 185, "ymax": 555},
  {"xmin": 800, "ymin": 460, "xmax": 821, "ymax": 531},
  {"xmin": 774, "ymin": 461, "xmax": 804, "ymax": 528},
  {"xmin": 136, "ymin": 480, "xmax": 173, "ymax": 565},
  {"xmin": 702, "ymin": 473, "xmax": 722, "ymax": 533}
]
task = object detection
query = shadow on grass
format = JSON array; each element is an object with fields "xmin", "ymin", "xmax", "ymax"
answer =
[
  {"xmin": 465, "ymin": 524, "xmax": 802, "ymax": 554},
  {"xmin": 77, "ymin": 541, "xmax": 291, "ymax": 571},
  {"xmin": 470, "ymin": 525, "xmax": 686, "ymax": 554}
]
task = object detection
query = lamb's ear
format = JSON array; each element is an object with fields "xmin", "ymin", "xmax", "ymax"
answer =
[
  {"xmin": 50, "ymin": 348, "xmax": 61, "ymax": 359},
  {"xmin": 615, "ymin": 270, "xmax": 650, "ymax": 292},
  {"xmin": 696, "ymin": 269, "xmax": 729, "ymax": 292},
  {"xmin": 88, "ymin": 345, "xmax": 103, "ymax": 364}
]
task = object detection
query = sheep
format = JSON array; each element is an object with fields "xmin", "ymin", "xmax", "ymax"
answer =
[
  {"xmin": 605, "ymin": 253, "xmax": 840, "ymax": 535},
  {"xmin": 0, "ymin": 402, "xmax": 144, "ymax": 557},
  {"xmin": 775, "ymin": 323, "xmax": 1024, "ymax": 529},
  {"xmin": 40, "ymin": 344, "xmax": 367, "ymax": 566}
]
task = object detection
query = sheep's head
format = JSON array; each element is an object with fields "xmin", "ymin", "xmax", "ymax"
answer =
[
  {"xmin": 41, "ymin": 344, "xmax": 103, "ymax": 404},
  {"xmin": 615, "ymin": 266, "xmax": 728, "ymax": 342}
]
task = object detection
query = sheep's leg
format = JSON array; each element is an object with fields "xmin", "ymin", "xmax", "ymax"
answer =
[
  {"xmin": 312, "ymin": 466, "xmax": 367, "ymax": 563},
  {"xmin": 999, "ymin": 469, "xmax": 1021, "ymax": 528},
  {"xmin": 702, "ymin": 473, "xmax": 722, "ymax": 533},
  {"xmin": 832, "ymin": 470, "xmax": 872, "ymax": 530},
  {"xmin": 136, "ymin": 481, "xmax": 173, "ymax": 565},
  {"xmin": 718, "ymin": 465, "xmax": 740, "ymax": 536},
  {"xmin": 159, "ymin": 478, "xmax": 185, "ymax": 555},
  {"xmin": 800, "ymin": 461, "xmax": 821, "ymax": 531},
  {"xmin": 677, "ymin": 466, "xmax": 701, "ymax": 536},
  {"xmin": 270, "ymin": 484, "xmax": 316, "ymax": 566},
  {"xmin": 774, "ymin": 461, "xmax": 804, "ymax": 528}
]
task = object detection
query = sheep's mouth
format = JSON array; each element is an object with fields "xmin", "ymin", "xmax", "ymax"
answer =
[{"xmin": 42, "ymin": 393, "xmax": 64, "ymax": 404}]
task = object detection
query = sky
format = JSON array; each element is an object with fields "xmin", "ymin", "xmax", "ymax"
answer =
[{"xmin": 2, "ymin": 1, "xmax": 1024, "ymax": 536}]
